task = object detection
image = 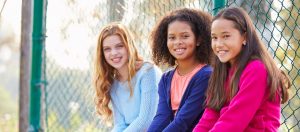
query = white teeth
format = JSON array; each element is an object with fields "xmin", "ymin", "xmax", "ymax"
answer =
[
  {"xmin": 218, "ymin": 50, "xmax": 226, "ymax": 54},
  {"xmin": 174, "ymin": 48, "xmax": 186, "ymax": 55},
  {"xmin": 175, "ymin": 48, "xmax": 186, "ymax": 52},
  {"xmin": 175, "ymin": 49, "xmax": 184, "ymax": 52}
]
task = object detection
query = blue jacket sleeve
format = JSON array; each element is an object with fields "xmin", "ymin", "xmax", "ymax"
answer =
[
  {"xmin": 148, "ymin": 74, "xmax": 173, "ymax": 132},
  {"xmin": 163, "ymin": 70, "xmax": 211, "ymax": 131}
]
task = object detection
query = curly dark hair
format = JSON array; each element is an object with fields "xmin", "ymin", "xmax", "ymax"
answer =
[{"xmin": 151, "ymin": 8, "xmax": 212, "ymax": 66}]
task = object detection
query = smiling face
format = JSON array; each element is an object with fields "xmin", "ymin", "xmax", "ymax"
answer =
[
  {"xmin": 211, "ymin": 18, "xmax": 246, "ymax": 66},
  {"xmin": 167, "ymin": 21, "xmax": 197, "ymax": 63},
  {"xmin": 102, "ymin": 34, "xmax": 128, "ymax": 71}
]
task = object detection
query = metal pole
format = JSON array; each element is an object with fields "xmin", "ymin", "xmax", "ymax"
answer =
[
  {"xmin": 213, "ymin": 0, "xmax": 226, "ymax": 16},
  {"xmin": 19, "ymin": 0, "xmax": 32, "ymax": 131},
  {"xmin": 29, "ymin": 0, "xmax": 46, "ymax": 131}
]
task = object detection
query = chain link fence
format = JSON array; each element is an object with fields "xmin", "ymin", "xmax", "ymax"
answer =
[{"xmin": 43, "ymin": 0, "xmax": 299, "ymax": 131}]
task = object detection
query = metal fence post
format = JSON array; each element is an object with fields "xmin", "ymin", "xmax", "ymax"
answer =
[
  {"xmin": 213, "ymin": 0, "xmax": 226, "ymax": 15},
  {"xmin": 29, "ymin": 0, "xmax": 47, "ymax": 131},
  {"xmin": 20, "ymin": 0, "xmax": 32, "ymax": 131}
]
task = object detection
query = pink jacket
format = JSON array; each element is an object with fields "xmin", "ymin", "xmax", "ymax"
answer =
[{"xmin": 193, "ymin": 60, "xmax": 281, "ymax": 132}]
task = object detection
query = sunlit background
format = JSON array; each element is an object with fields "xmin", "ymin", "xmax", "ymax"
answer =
[
  {"xmin": 0, "ymin": 0, "xmax": 299, "ymax": 131},
  {"xmin": 0, "ymin": 0, "xmax": 20, "ymax": 131}
]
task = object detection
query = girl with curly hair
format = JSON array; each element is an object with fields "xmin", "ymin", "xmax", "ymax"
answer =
[{"xmin": 148, "ymin": 8, "xmax": 213, "ymax": 131}]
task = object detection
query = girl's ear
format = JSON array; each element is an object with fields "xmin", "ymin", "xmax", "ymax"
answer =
[
  {"xmin": 242, "ymin": 41, "xmax": 246, "ymax": 46},
  {"xmin": 242, "ymin": 33, "xmax": 247, "ymax": 45},
  {"xmin": 197, "ymin": 38, "xmax": 202, "ymax": 46}
]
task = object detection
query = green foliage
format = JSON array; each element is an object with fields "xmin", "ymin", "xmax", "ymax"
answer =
[
  {"xmin": 0, "ymin": 114, "xmax": 18, "ymax": 132},
  {"xmin": 0, "ymin": 86, "xmax": 18, "ymax": 132},
  {"xmin": 46, "ymin": 110, "xmax": 108, "ymax": 131},
  {"xmin": 0, "ymin": 86, "xmax": 17, "ymax": 114}
]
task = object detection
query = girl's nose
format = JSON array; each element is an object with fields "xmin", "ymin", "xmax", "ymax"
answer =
[
  {"xmin": 174, "ymin": 39, "xmax": 183, "ymax": 46},
  {"xmin": 215, "ymin": 40, "xmax": 224, "ymax": 47},
  {"xmin": 110, "ymin": 48, "xmax": 118, "ymax": 56}
]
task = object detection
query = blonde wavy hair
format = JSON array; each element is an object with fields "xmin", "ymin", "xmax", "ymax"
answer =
[{"xmin": 93, "ymin": 22, "xmax": 143, "ymax": 121}]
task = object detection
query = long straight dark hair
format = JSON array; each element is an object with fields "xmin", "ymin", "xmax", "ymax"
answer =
[{"xmin": 206, "ymin": 7, "xmax": 290, "ymax": 111}]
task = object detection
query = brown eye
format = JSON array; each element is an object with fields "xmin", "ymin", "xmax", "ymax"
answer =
[
  {"xmin": 224, "ymin": 35, "xmax": 230, "ymax": 39},
  {"xmin": 183, "ymin": 35, "xmax": 189, "ymax": 38},
  {"xmin": 168, "ymin": 36, "xmax": 175, "ymax": 40}
]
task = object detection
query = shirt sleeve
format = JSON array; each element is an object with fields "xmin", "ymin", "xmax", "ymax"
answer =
[
  {"xmin": 210, "ymin": 61, "xmax": 268, "ymax": 132},
  {"xmin": 148, "ymin": 74, "xmax": 174, "ymax": 132},
  {"xmin": 123, "ymin": 67, "xmax": 161, "ymax": 132},
  {"xmin": 163, "ymin": 70, "xmax": 211, "ymax": 131},
  {"xmin": 111, "ymin": 100, "xmax": 127, "ymax": 132},
  {"xmin": 193, "ymin": 108, "xmax": 220, "ymax": 132}
]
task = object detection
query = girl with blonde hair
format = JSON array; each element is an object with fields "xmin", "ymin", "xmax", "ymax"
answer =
[{"xmin": 94, "ymin": 22, "xmax": 162, "ymax": 132}]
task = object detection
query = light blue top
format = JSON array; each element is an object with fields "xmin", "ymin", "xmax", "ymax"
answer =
[{"xmin": 110, "ymin": 62, "xmax": 162, "ymax": 132}]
